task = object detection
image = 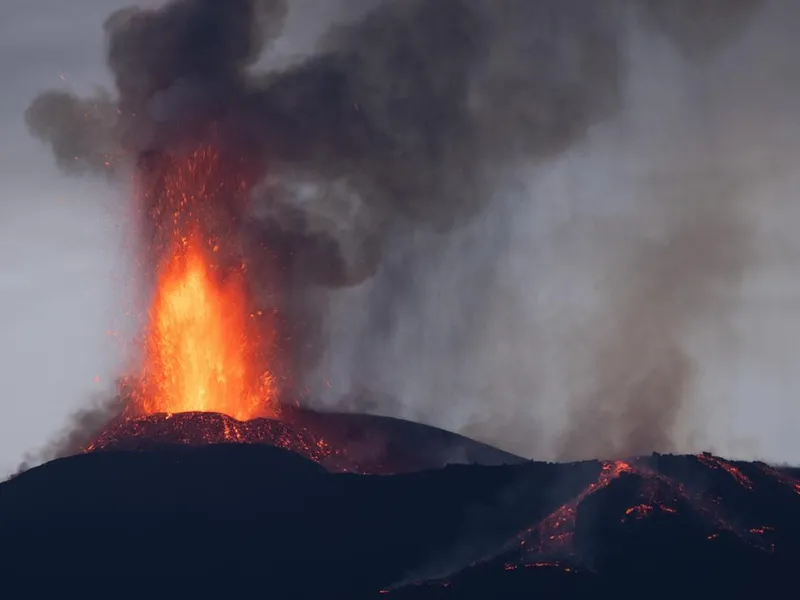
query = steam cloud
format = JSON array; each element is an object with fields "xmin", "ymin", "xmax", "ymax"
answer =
[{"xmin": 26, "ymin": 0, "xmax": 775, "ymax": 461}]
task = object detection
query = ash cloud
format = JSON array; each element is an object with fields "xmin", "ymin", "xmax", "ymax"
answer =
[
  {"xmin": 25, "ymin": 0, "xmax": 772, "ymax": 461},
  {"xmin": 28, "ymin": 0, "xmax": 626, "ymax": 253},
  {"xmin": 26, "ymin": 89, "xmax": 119, "ymax": 175}
]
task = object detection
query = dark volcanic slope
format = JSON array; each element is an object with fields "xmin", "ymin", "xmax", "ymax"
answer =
[
  {"xmin": 87, "ymin": 409, "xmax": 525, "ymax": 474},
  {"xmin": 389, "ymin": 454, "xmax": 800, "ymax": 598},
  {"xmin": 1, "ymin": 445, "xmax": 598, "ymax": 594},
  {"xmin": 2, "ymin": 444, "xmax": 799, "ymax": 596}
]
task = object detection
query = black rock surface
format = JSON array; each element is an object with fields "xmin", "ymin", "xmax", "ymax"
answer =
[{"xmin": 2, "ymin": 417, "xmax": 799, "ymax": 597}]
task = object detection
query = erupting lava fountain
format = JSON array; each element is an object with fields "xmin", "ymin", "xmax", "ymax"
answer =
[{"xmin": 126, "ymin": 144, "xmax": 280, "ymax": 422}]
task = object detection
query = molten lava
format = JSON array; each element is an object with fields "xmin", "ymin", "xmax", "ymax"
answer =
[
  {"xmin": 137, "ymin": 234, "xmax": 273, "ymax": 420},
  {"xmin": 507, "ymin": 454, "xmax": 786, "ymax": 571},
  {"xmin": 130, "ymin": 145, "xmax": 277, "ymax": 421}
]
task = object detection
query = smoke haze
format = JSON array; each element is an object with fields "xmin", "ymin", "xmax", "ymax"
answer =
[{"xmin": 20, "ymin": 0, "xmax": 800, "ymax": 465}]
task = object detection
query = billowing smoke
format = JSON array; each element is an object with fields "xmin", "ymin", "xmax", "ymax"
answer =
[{"xmin": 26, "ymin": 0, "xmax": 775, "ymax": 461}]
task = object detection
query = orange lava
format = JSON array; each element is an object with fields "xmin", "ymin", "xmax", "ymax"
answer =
[
  {"xmin": 517, "ymin": 461, "xmax": 633, "ymax": 556},
  {"xmin": 131, "ymin": 146, "xmax": 277, "ymax": 421},
  {"xmin": 696, "ymin": 453, "xmax": 754, "ymax": 490},
  {"xmin": 137, "ymin": 236, "xmax": 273, "ymax": 419},
  {"xmin": 510, "ymin": 455, "xmax": 774, "ymax": 566}
]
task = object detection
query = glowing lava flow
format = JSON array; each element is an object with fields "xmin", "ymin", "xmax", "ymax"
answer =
[
  {"xmin": 516, "ymin": 461, "xmax": 634, "ymax": 558},
  {"xmin": 696, "ymin": 452, "xmax": 754, "ymax": 490},
  {"xmin": 502, "ymin": 455, "xmax": 778, "ymax": 572},
  {"xmin": 130, "ymin": 146, "xmax": 277, "ymax": 421}
]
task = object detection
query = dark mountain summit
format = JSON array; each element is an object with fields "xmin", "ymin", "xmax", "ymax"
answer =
[{"xmin": 2, "ymin": 412, "xmax": 799, "ymax": 596}]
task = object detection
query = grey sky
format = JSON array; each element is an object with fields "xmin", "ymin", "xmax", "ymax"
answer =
[
  {"xmin": 0, "ymin": 0, "xmax": 136, "ymax": 477},
  {"xmin": 3, "ymin": 1, "xmax": 800, "ymax": 476}
]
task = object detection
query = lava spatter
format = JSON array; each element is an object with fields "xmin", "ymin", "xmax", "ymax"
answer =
[
  {"xmin": 131, "ymin": 146, "xmax": 278, "ymax": 422},
  {"xmin": 86, "ymin": 412, "xmax": 338, "ymax": 468}
]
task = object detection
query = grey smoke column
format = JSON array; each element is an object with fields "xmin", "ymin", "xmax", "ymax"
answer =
[{"xmin": 24, "ymin": 0, "xmax": 764, "ymax": 457}]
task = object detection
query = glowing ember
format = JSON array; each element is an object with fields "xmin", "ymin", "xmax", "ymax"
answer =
[
  {"xmin": 130, "ymin": 146, "xmax": 277, "ymax": 421},
  {"xmin": 86, "ymin": 412, "xmax": 331, "ymax": 464}
]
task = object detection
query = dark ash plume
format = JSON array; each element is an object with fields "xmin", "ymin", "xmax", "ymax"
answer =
[
  {"xmin": 24, "ymin": 0, "xmax": 766, "ymax": 461},
  {"xmin": 25, "ymin": 89, "xmax": 120, "ymax": 175},
  {"xmin": 29, "ymin": 0, "xmax": 626, "ymax": 234},
  {"xmin": 26, "ymin": 0, "xmax": 627, "ymax": 387}
]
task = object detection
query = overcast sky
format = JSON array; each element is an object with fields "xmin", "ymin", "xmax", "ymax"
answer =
[
  {"xmin": 4, "ymin": 1, "xmax": 800, "ymax": 476},
  {"xmin": 0, "ymin": 0, "xmax": 133, "ymax": 476}
]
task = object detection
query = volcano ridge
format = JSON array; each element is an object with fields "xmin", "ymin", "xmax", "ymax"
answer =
[
  {"xmin": 3, "ymin": 415, "xmax": 799, "ymax": 596},
  {"xmin": 87, "ymin": 408, "xmax": 527, "ymax": 474}
]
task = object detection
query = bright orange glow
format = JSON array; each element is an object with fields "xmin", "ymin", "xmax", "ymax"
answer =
[
  {"xmin": 138, "ymin": 235, "xmax": 273, "ymax": 420},
  {"xmin": 132, "ymin": 146, "xmax": 277, "ymax": 421}
]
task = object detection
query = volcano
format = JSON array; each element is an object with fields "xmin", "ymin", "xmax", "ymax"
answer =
[
  {"xmin": 3, "ymin": 425, "xmax": 799, "ymax": 596},
  {"xmin": 13, "ymin": 0, "xmax": 799, "ymax": 594}
]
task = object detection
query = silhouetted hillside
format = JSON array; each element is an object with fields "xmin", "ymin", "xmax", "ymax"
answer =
[
  {"xmin": 2, "ymin": 415, "xmax": 799, "ymax": 596},
  {"xmin": 88, "ymin": 409, "xmax": 525, "ymax": 474}
]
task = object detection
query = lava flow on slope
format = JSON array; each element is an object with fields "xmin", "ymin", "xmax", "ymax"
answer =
[
  {"xmin": 511, "ymin": 454, "xmax": 797, "ymax": 571},
  {"xmin": 383, "ymin": 453, "xmax": 800, "ymax": 597},
  {"xmin": 467, "ymin": 452, "xmax": 800, "ymax": 577}
]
